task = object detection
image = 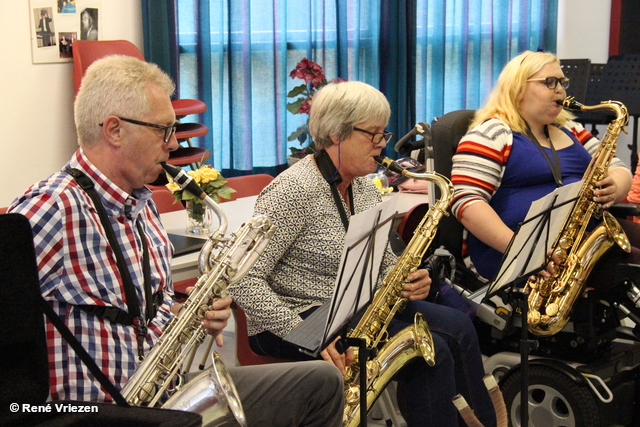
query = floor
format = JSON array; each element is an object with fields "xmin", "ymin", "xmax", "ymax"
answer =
[{"xmin": 187, "ymin": 315, "xmax": 406, "ymax": 427}]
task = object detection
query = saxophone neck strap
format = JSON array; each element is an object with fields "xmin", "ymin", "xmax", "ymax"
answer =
[
  {"xmin": 37, "ymin": 296, "xmax": 130, "ymax": 406},
  {"xmin": 525, "ymin": 124, "xmax": 563, "ymax": 187},
  {"xmin": 65, "ymin": 168, "xmax": 160, "ymax": 359},
  {"xmin": 314, "ymin": 149, "xmax": 354, "ymax": 230}
]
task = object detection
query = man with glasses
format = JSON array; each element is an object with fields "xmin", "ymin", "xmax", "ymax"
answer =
[
  {"xmin": 8, "ymin": 55, "xmax": 343, "ymax": 426},
  {"xmin": 230, "ymin": 81, "xmax": 497, "ymax": 426}
]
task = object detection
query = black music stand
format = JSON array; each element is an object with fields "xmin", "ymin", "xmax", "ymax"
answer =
[
  {"xmin": 483, "ymin": 180, "xmax": 582, "ymax": 427},
  {"xmin": 560, "ymin": 58, "xmax": 591, "ymax": 102},
  {"xmin": 573, "ymin": 62, "xmax": 614, "ymax": 138},
  {"xmin": 284, "ymin": 197, "xmax": 400, "ymax": 427},
  {"xmin": 598, "ymin": 54, "xmax": 640, "ymax": 172}
]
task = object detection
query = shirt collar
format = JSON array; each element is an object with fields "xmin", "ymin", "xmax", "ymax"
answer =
[{"xmin": 67, "ymin": 148, "xmax": 152, "ymax": 219}]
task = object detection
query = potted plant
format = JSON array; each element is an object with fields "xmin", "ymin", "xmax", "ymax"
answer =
[
  {"xmin": 286, "ymin": 58, "xmax": 345, "ymax": 165},
  {"xmin": 165, "ymin": 165, "xmax": 235, "ymax": 234}
]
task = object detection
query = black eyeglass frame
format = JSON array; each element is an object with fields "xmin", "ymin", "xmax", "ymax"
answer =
[
  {"xmin": 526, "ymin": 76, "xmax": 570, "ymax": 90},
  {"xmin": 352, "ymin": 127, "xmax": 394, "ymax": 145},
  {"xmin": 99, "ymin": 117, "xmax": 177, "ymax": 143}
]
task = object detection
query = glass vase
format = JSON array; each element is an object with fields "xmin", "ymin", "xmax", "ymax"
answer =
[{"xmin": 185, "ymin": 200, "xmax": 212, "ymax": 235}]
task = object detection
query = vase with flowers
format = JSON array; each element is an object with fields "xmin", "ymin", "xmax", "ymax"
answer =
[
  {"xmin": 286, "ymin": 58, "xmax": 346, "ymax": 165},
  {"xmin": 166, "ymin": 165, "xmax": 236, "ymax": 234}
]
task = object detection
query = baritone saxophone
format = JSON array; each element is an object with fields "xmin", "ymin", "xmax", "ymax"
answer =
[
  {"xmin": 341, "ymin": 155, "xmax": 452, "ymax": 427},
  {"xmin": 526, "ymin": 97, "xmax": 631, "ymax": 336},
  {"xmin": 121, "ymin": 163, "xmax": 275, "ymax": 426}
]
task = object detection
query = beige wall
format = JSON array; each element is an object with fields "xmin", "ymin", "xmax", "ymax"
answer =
[
  {"xmin": 0, "ymin": 1, "xmax": 143, "ymax": 207},
  {"xmin": 0, "ymin": 1, "xmax": 621, "ymax": 207}
]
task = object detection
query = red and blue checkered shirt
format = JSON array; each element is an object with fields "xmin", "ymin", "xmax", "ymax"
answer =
[{"xmin": 8, "ymin": 149, "xmax": 176, "ymax": 402}]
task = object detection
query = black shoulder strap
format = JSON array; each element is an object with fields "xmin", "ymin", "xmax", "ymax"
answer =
[
  {"xmin": 37, "ymin": 296, "xmax": 130, "ymax": 406},
  {"xmin": 65, "ymin": 168, "xmax": 158, "ymax": 360},
  {"xmin": 314, "ymin": 149, "xmax": 354, "ymax": 230}
]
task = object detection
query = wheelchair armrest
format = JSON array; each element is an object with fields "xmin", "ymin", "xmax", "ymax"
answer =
[{"xmin": 609, "ymin": 203, "xmax": 640, "ymax": 218}]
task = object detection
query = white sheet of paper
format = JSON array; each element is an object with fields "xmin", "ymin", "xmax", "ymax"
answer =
[
  {"xmin": 487, "ymin": 180, "xmax": 583, "ymax": 298},
  {"xmin": 323, "ymin": 195, "xmax": 400, "ymax": 342}
]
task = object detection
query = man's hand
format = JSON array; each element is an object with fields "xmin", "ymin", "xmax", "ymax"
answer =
[
  {"xmin": 202, "ymin": 294, "xmax": 232, "ymax": 347},
  {"xmin": 401, "ymin": 269, "xmax": 431, "ymax": 300}
]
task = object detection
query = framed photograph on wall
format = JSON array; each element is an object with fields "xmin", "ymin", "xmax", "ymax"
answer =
[{"xmin": 29, "ymin": 0, "xmax": 102, "ymax": 64}]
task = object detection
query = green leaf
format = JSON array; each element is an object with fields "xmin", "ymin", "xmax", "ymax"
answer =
[
  {"xmin": 287, "ymin": 84, "xmax": 307, "ymax": 98},
  {"xmin": 286, "ymin": 99, "xmax": 303, "ymax": 115}
]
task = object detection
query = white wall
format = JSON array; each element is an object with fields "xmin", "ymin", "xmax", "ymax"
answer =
[
  {"xmin": 0, "ymin": 1, "xmax": 143, "ymax": 207},
  {"xmin": 0, "ymin": 1, "xmax": 626, "ymax": 207}
]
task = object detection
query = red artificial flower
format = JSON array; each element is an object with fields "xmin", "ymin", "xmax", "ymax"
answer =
[
  {"xmin": 298, "ymin": 100, "xmax": 311, "ymax": 115},
  {"xmin": 289, "ymin": 57, "xmax": 326, "ymax": 87}
]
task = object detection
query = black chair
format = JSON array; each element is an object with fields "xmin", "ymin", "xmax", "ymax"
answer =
[{"xmin": 0, "ymin": 213, "xmax": 202, "ymax": 427}]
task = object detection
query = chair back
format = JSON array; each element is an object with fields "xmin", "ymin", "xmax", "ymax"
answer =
[
  {"xmin": 222, "ymin": 174, "xmax": 274, "ymax": 202},
  {"xmin": 231, "ymin": 302, "xmax": 292, "ymax": 365},
  {"xmin": 431, "ymin": 110, "xmax": 476, "ymax": 260},
  {"xmin": 0, "ymin": 207, "xmax": 7, "ymax": 214},
  {"xmin": 72, "ymin": 40, "xmax": 144, "ymax": 94},
  {"xmin": 0, "ymin": 214, "xmax": 50, "ymax": 417},
  {"xmin": 149, "ymin": 186, "xmax": 184, "ymax": 214}
]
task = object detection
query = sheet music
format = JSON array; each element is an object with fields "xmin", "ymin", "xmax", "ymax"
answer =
[
  {"xmin": 283, "ymin": 195, "xmax": 399, "ymax": 355},
  {"xmin": 486, "ymin": 180, "xmax": 582, "ymax": 299}
]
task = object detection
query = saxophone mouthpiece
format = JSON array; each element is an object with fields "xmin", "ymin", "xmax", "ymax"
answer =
[
  {"xmin": 161, "ymin": 162, "xmax": 207, "ymax": 200},
  {"xmin": 373, "ymin": 156, "xmax": 407, "ymax": 176},
  {"xmin": 558, "ymin": 96, "xmax": 584, "ymax": 111}
]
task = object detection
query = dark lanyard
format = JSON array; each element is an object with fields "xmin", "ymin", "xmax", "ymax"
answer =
[
  {"xmin": 526, "ymin": 124, "xmax": 563, "ymax": 187},
  {"xmin": 314, "ymin": 149, "xmax": 354, "ymax": 230}
]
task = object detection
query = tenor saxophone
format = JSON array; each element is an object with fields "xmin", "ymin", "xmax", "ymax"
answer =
[
  {"xmin": 121, "ymin": 163, "xmax": 275, "ymax": 426},
  {"xmin": 526, "ymin": 97, "xmax": 631, "ymax": 336},
  {"xmin": 341, "ymin": 156, "xmax": 453, "ymax": 427}
]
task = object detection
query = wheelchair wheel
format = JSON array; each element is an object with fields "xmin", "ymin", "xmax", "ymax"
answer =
[{"xmin": 501, "ymin": 365, "xmax": 599, "ymax": 427}]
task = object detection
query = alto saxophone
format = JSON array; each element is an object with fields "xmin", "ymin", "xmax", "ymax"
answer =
[
  {"xmin": 342, "ymin": 155, "xmax": 453, "ymax": 427},
  {"xmin": 526, "ymin": 97, "xmax": 631, "ymax": 336},
  {"xmin": 121, "ymin": 163, "xmax": 275, "ymax": 426}
]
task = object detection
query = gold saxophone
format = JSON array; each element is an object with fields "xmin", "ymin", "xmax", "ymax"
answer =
[
  {"xmin": 121, "ymin": 163, "xmax": 275, "ymax": 426},
  {"xmin": 342, "ymin": 155, "xmax": 453, "ymax": 427},
  {"xmin": 526, "ymin": 97, "xmax": 631, "ymax": 336}
]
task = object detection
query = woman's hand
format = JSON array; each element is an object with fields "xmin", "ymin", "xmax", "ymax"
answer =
[
  {"xmin": 401, "ymin": 269, "xmax": 431, "ymax": 300},
  {"xmin": 594, "ymin": 175, "xmax": 619, "ymax": 209},
  {"xmin": 320, "ymin": 336, "xmax": 355, "ymax": 376}
]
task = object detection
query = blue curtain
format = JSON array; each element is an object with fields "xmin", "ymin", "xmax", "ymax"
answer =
[
  {"xmin": 415, "ymin": 0, "xmax": 558, "ymax": 125},
  {"xmin": 152, "ymin": 0, "xmax": 557, "ymax": 175}
]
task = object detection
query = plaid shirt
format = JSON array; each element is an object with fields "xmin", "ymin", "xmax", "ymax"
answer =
[{"xmin": 8, "ymin": 149, "xmax": 175, "ymax": 402}]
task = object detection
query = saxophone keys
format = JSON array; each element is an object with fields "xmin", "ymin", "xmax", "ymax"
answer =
[{"xmin": 545, "ymin": 302, "xmax": 560, "ymax": 317}]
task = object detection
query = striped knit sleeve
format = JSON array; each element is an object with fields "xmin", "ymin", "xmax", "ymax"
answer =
[
  {"xmin": 567, "ymin": 120, "xmax": 630, "ymax": 172},
  {"xmin": 451, "ymin": 119, "xmax": 513, "ymax": 220}
]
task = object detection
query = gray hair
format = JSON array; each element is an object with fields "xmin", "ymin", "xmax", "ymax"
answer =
[
  {"xmin": 74, "ymin": 55, "xmax": 175, "ymax": 146},
  {"xmin": 309, "ymin": 81, "xmax": 391, "ymax": 149}
]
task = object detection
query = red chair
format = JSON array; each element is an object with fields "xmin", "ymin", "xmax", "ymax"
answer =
[
  {"xmin": 231, "ymin": 302, "xmax": 292, "ymax": 365},
  {"xmin": 149, "ymin": 185, "xmax": 184, "ymax": 214},
  {"xmin": 0, "ymin": 208, "xmax": 7, "ymax": 215},
  {"xmin": 396, "ymin": 203, "xmax": 430, "ymax": 245},
  {"xmin": 71, "ymin": 40, "xmax": 210, "ymax": 171},
  {"xmin": 221, "ymin": 174, "xmax": 274, "ymax": 203}
]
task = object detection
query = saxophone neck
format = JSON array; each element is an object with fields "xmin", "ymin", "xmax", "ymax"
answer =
[
  {"xmin": 560, "ymin": 97, "xmax": 629, "ymax": 127},
  {"xmin": 373, "ymin": 155, "xmax": 453, "ymax": 205}
]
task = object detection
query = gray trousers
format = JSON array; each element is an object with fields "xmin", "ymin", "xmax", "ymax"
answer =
[{"xmin": 229, "ymin": 361, "xmax": 344, "ymax": 427}]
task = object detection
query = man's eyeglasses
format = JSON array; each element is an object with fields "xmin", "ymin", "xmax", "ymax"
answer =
[
  {"xmin": 526, "ymin": 76, "xmax": 570, "ymax": 90},
  {"xmin": 353, "ymin": 127, "xmax": 394, "ymax": 145},
  {"xmin": 99, "ymin": 117, "xmax": 177, "ymax": 143}
]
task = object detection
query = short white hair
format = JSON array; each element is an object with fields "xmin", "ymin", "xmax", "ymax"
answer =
[
  {"xmin": 309, "ymin": 81, "xmax": 390, "ymax": 149},
  {"xmin": 74, "ymin": 55, "xmax": 175, "ymax": 146}
]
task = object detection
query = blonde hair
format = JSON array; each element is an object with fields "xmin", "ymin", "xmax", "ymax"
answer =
[
  {"xmin": 470, "ymin": 50, "xmax": 574, "ymax": 133},
  {"xmin": 74, "ymin": 55, "xmax": 175, "ymax": 146},
  {"xmin": 309, "ymin": 81, "xmax": 391, "ymax": 149}
]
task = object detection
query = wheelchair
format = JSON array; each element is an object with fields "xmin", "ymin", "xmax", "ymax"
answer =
[{"xmin": 404, "ymin": 109, "xmax": 640, "ymax": 426}]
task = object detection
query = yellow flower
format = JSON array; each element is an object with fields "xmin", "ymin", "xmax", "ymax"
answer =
[
  {"xmin": 199, "ymin": 166, "xmax": 219, "ymax": 183},
  {"xmin": 166, "ymin": 181, "xmax": 181, "ymax": 193}
]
